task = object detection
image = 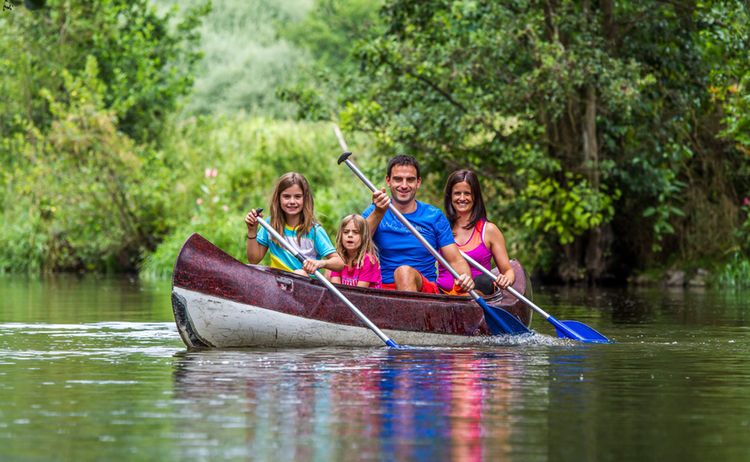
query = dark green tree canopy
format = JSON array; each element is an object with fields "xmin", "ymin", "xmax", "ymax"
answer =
[
  {"xmin": 330, "ymin": 0, "xmax": 748, "ymax": 282},
  {"xmin": 1, "ymin": 0, "xmax": 208, "ymax": 144}
]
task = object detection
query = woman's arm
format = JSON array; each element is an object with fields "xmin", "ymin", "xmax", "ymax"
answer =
[{"xmin": 484, "ymin": 221, "xmax": 515, "ymax": 289}]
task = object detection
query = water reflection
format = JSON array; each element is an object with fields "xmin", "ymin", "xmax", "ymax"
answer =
[
  {"xmin": 1, "ymin": 274, "xmax": 171, "ymax": 323},
  {"xmin": 171, "ymin": 348, "xmax": 533, "ymax": 460}
]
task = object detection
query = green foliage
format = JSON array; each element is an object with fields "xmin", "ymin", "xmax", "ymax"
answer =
[
  {"xmin": 276, "ymin": 0, "xmax": 384, "ymax": 121},
  {"xmin": 720, "ymin": 73, "xmax": 750, "ymax": 152},
  {"xmin": 0, "ymin": 0, "xmax": 207, "ymax": 272},
  {"xmin": 0, "ymin": 57, "xmax": 176, "ymax": 272},
  {"xmin": 521, "ymin": 174, "xmax": 620, "ymax": 246},
  {"xmin": 332, "ymin": 0, "xmax": 750, "ymax": 281},
  {"xmin": 2, "ymin": 0, "xmax": 748, "ymax": 284},
  {"xmin": 0, "ymin": 0, "xmax": 207, "ymax": 144},
  {"xmin": 715, "ymin": 253, "xmax": 750, "ymax": 288},
  {"xmin": 698, "ymin": 3, "xmax": 750, "ymax": 152},
  {"xmin": 736, "ymin": 199, "xmax": 750, "ymax": 256},
  {"xmin": 139, "ymin": 117, "xmax": 380, "ymax": 278},
  {"xmin": 0, "ymin": 201, "xmax": 49, "ymax": 274}
]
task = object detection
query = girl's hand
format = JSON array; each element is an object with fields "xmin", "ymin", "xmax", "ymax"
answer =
[
  {"xmin": 245, "ymin": 209, "xmax": 262, "ymax": 230},
  {"xmin": 302, "ymin": 259, "xmax": 325, "ymax": 275}
]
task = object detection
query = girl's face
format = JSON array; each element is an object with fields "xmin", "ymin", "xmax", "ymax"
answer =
[
  {"xmin": 280, "ymin": 184, "xmax": 304, "ymax": 219},
  {"xmin": 451, "ymin": 181, "xmax": 473, "ymax": 214},
  {"xmin": 341, "ymin": 221, "xmax": 362, "ymax": 254}
]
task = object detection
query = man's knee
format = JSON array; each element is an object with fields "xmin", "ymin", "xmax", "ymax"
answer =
[{"xmin": 393, "ymin": 265, "xmax": 420, "ymax": 290}]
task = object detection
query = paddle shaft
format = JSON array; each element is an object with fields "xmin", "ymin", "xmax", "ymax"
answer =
[
  {"xmin": 253, "ymin": 210, "xmax": 399, "ymax": 348},
  {"xmin": 333, "ymin": 131, "xmax": 477, "ymax": 297},
  {"xmin": 334, "ymin": 127, "xmax": 532, "ymax": 336}
]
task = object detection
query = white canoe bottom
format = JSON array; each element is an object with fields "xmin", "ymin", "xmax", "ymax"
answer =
[{"xmin": 173, "ymin": 287, "xmax": 528, "ymax": 348}]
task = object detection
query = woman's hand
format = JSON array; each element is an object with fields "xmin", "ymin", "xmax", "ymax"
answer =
[{"xmin": 494, "ymin": 272, "xmax": 514, "ymax": 290}]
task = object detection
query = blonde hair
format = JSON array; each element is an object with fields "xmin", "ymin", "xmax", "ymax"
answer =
[
  {"xmin": 335, "ymin": 214, "xmax": 378, "ymax": 268},
  {"xmin": 269, "ymin": 172, "xmax": 317, "ymax": 244}
]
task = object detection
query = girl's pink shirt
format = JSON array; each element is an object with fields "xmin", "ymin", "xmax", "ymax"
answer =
[{"xmin": 329, "ymin": 252, "xmax": 382, "ymax": 289}]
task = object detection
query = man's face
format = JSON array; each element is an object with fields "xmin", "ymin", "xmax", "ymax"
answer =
[{"xmin": 386, "ymin": 164, "xmax": 421, "ymax": 206}]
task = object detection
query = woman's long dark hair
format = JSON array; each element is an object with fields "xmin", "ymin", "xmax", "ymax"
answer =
[{"xmin": 443, "ymin": 169, "xmax": 487, "ymax": 230}]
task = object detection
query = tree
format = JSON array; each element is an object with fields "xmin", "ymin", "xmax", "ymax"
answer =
[
  {"xmin": 276, "ymin": 0, "xmax": 383, "ymax": 120},
  {"xmin": 337, "ymin": 0, "xmax": 749, "ymax": 283},
  {"xmin": 0, "ymin": 0, "xmax": 208, "ymax": 272},
  {"xmin": 0, "ymin": 0, "xmax": 208, "ymax": 143}
]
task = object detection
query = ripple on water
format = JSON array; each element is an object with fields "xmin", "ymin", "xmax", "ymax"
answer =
[{"xmin": 0, "ymin": 322, "xmax": 183, "ymax": 361}]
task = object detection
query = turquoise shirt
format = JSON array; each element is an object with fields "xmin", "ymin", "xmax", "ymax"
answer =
[{"xmin": 257, "ymin": 221, "xmax": 336, "ymax": 272}]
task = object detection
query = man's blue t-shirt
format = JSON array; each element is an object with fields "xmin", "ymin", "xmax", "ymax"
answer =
[{"xmin": 363, "ymin": 201, "xmax": 455, "ymax": 284}]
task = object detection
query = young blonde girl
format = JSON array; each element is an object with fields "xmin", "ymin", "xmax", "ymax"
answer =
[
  {"xmin": 245, "ymin": 172, "xmax": 343, "ymax": 276},
  {"xmin": 329, "ymin": 214, "xmax": 382, "ymax": 288}
]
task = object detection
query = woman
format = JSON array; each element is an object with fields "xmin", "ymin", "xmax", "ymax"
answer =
[{"xmin": 437, "ymin": 169, "xmax": 515, "ymax": 295}]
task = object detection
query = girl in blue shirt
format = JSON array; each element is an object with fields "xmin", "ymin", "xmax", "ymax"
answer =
[{"xmin": 244, "ymin": 172, "xmax": 344, "ymax": 276}]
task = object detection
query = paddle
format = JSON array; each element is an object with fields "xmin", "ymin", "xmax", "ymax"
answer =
[
  {"xmin": 253, "ymin": 208, "xmax": 402, "ymax": 348},
  {"xmin": 333, "ymin": 127, "xmax": 530, "ymax": 336},
  {"xmin": 460, "ymin": 250, "xmax": 612, "ymax": 343}
]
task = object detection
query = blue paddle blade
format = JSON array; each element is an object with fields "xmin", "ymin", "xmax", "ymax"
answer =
[
  {"xmin": 476, "ymin": 298, "xmax": 531, "ymax": 335},
  {"xmin": 553, "ymin": 319, "xmax": 612, "ymax": 343}
]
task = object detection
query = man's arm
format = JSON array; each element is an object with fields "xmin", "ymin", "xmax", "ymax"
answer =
[
  {"xmin": 440, "ymin": 243, "xmax": 475, "ymax": 293},
  {"xmin": 365, "ymin": 187, "xmax": 390, "ymax": 237}
]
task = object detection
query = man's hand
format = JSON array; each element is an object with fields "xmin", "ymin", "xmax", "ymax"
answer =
[
  {"xmin": 372, "ymin": 187, "xmax": 391, "ymax": 211},
  {"xmin": 455, "ymin": 272, "xmax": 475, "ymax": 293}
]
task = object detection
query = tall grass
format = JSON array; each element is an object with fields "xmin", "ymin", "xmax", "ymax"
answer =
[
  {"xmin": 715, "ymin": 253, "xmax": 750, "ymax": 288},
  {"xmin": 139, "ymin": 115, "xmax": 379, "ymax": 278}
]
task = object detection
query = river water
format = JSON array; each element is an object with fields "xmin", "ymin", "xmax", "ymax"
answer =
[{"xmin": 1, "ymin": 275, "xmax": 749, "ymax": 461}]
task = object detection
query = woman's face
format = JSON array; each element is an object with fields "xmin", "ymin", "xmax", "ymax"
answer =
[
  {"xmin": 341, "ymin": 220, "xmax": 362, "ymax": 255},
  {"xmin": 279, "ymin": 184, "xmax": 304, "ymax": 219},
  {"xmin": 451, "ymin": 181, "xmax": 473, "ymax": 214}
]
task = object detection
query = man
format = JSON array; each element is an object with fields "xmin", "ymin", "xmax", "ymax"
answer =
[{"xmin": 363, "ymin": 155, "xmax": 475, "ymax": 293}]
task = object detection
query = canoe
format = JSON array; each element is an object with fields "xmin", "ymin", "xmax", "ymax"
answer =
[{"xmin": 171, "ymin": 233, "xmax": 533, "ymax": 348}]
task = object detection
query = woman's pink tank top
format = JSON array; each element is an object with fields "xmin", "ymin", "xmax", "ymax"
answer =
[{"xmin": 437, "ymin": 219, "xmax": 493, "ymax": 291}]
